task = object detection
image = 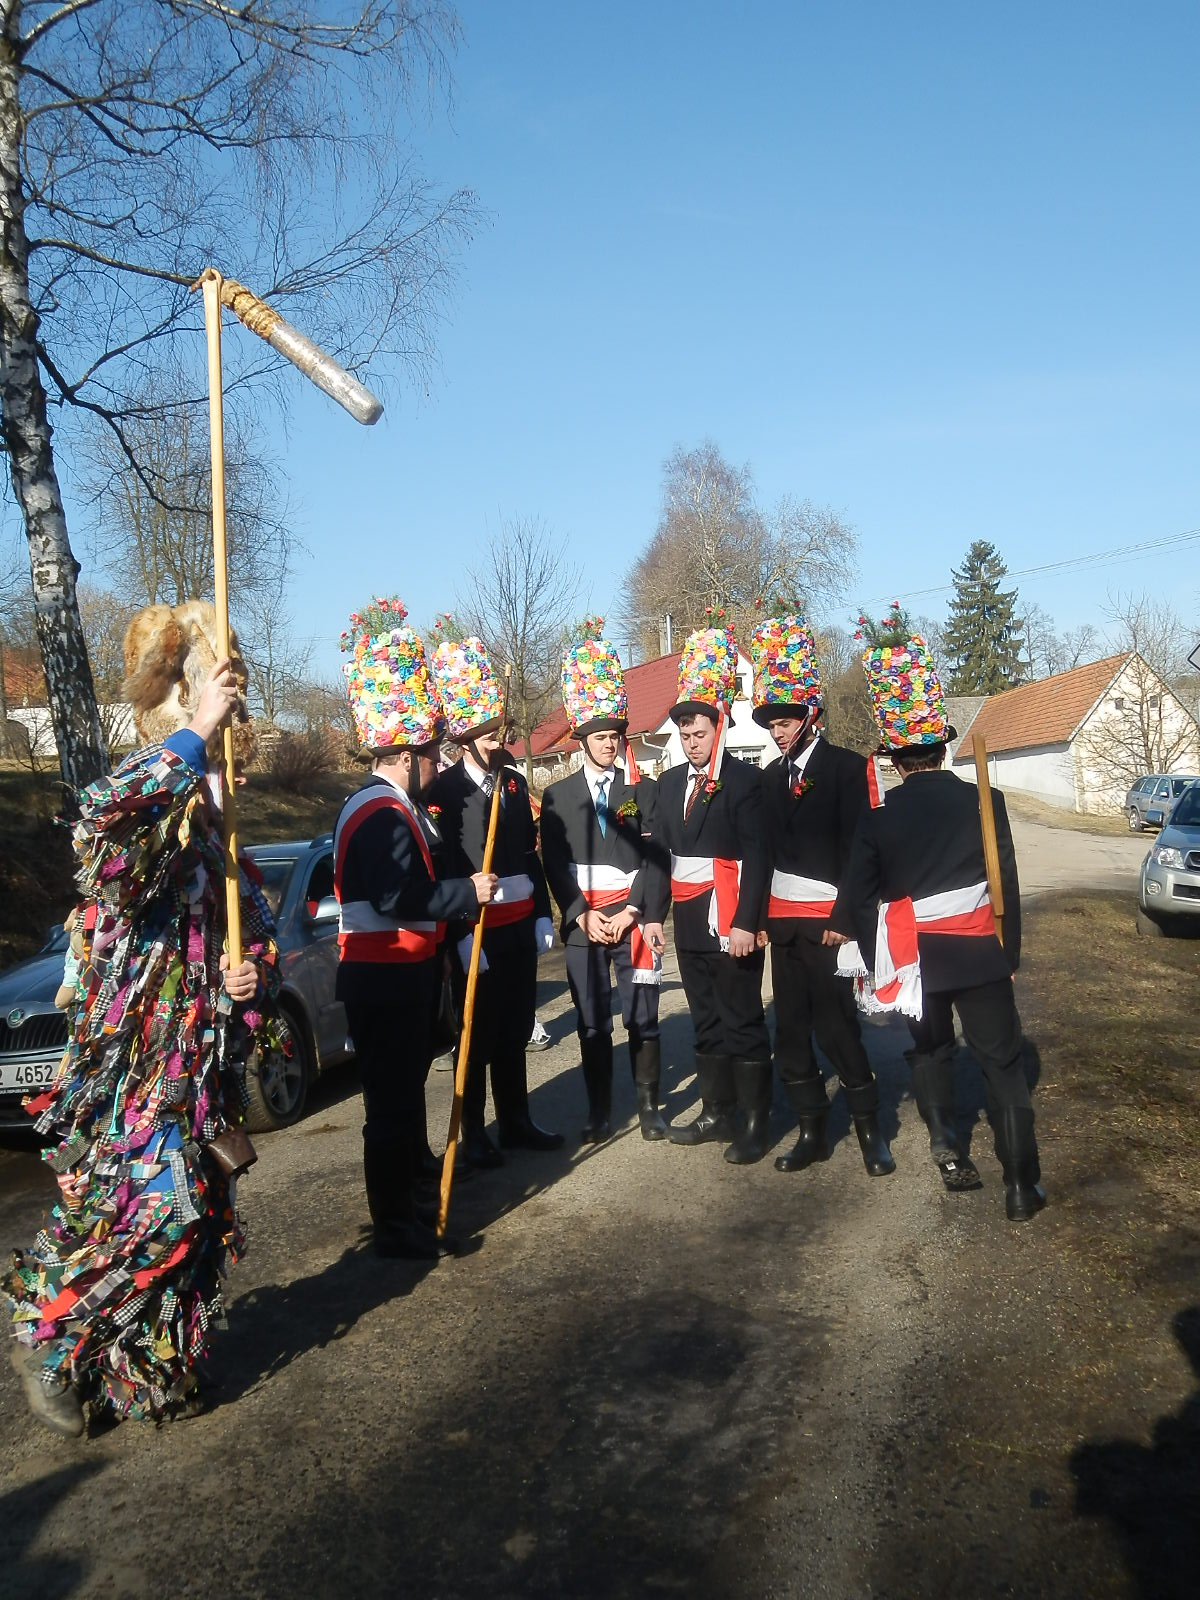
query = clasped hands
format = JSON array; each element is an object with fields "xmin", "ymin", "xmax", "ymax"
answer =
[{"xmin": 580, "ymin": 907, "xmax": 650, "ymax": 946}]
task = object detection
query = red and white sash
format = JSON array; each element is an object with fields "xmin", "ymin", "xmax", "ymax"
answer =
[
  {"xmin": 838, "ymin": 881, "xmax": 994, "ymax": 1018},
  {"xmin": 671, "ymin": 853, "xmax": 743, "ymax": 952},
  {"xmin": 767, "ymin": 869, "xmax": 838, "ymax": 921},
  {"xmin": 570, "ymin": 863, "xmax": 661, "ymax": 985},
  {"xmin": 335, "ymin": 785, "xmax": 446, "ymax": 963},
  {"xmin": 472, "ymin": 872, "xmax": 535, "ymax": 929}
]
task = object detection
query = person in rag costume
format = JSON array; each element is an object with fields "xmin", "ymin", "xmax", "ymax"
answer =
[
  {"xmin": 539, "ymin": 637, "xmax": 669, "ymax": 1143},
  {"xmin": 750, "ymin": 614, "xmax": 894, "ymax": 1178},
  {"xmin": 6, "ymin": 601, "xmax": 279, "ymax": 1436},
  {"xmin": 426, "ymin": 637, "xmax": 561, "ymax": 1167},
  {"xmin": 656, "ymin": 628, "xmax": 772, "ymax": 1163},
  {"xmin": 334, "ymin": 613, "xmax": 496, "ymax": 1258},
  {"xmin": 837, "ymin": 633, "xmax": 1045, "ymax": 1221}
]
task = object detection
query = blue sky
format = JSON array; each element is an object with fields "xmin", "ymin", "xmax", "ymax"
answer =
[{"xmin": 14, "ymin": 2, "xmax": 1200, "ymax": 681}]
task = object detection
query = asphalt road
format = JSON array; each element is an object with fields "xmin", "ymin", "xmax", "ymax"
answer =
[{"xmin": 0, "ymin": 821, "xmax": 1171, "ymax": 1599}]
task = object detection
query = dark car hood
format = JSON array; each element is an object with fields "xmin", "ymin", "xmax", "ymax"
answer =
[
  {"xmin": 0, "ymin": 951, "xmax": 66, "ymax": 1009},
  {"xmin": 1160, "ymin": 822, "xmax": 1200, "ymax": 853}
]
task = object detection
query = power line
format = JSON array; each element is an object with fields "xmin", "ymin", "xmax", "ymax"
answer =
[{"xmin": 861, "ymin": 526, "xmax": 1200, "ymax": 607}]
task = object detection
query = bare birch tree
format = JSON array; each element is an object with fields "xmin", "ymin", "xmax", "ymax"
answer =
[
  {"xmin": 0, "ymin": 0, "xmax": 477, "ymax": 792},
  {"xmin": 460, "ymin": 516, "xmax": 582, "ymax": 780},
  {"xmin": 621, "ymin": 441, "xmax": 858, "ymax": 659}
]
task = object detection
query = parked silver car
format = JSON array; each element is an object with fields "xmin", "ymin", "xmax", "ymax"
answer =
[
  {"xmin": 1125, "ymin": 772, "xmax": 1200, "ymax": 831},
  {"xmin": 1137, "ymin": 782, "xmax": 1200, "ymax": 935},
  {"xmin": 0, "ymin": 833, "xmax": 353, "ymax": 1136}
]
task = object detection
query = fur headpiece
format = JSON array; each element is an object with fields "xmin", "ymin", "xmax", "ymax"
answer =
[{"xmin": 122, "ymin": 600, "xmax": 254, "ymax": 765}]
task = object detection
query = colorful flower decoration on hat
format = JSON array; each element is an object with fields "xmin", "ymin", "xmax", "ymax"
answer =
[
  {"xmin": 430, "ymin": 635, "xmax": 504, "ymax": 741},
  {"xmin": 561, "ymin": 637, "xmax": 627, "ymax": 735},
  {"xmin": 675, "ymin": 626, "xmax": 738, "ymax": 713},
  {"xmin": 341, "ymin": 599, "xmax": 444, "ymax": 749},
  {"xmin": 861, "ymin": 633, "xmax": 950, "ymax": 750},
  {"xmin": 749, "ymin": 613, "xmax": 822, "ymax": 715}
]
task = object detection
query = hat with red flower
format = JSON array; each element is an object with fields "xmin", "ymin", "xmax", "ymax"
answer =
[
  {"xmin": 430, "ymin": 636, "xmax": 504, "ymax": 742},
  {"xmin": 670, "ymin": 626, "xmax": 739, "ymax": 725},
  {"xmin": 561, "ymin": 637, "xmax": 628, "ymax": 737},
  {"xmin": 341, "ymin": 603, "xmax": 444, "ymax": 749},
  {"xmin": 862, "ymin": 633, "xmax": 955, "ymax": 750},
  {"xmin": 749, "ymin": 613, "xmax": 822, "ymax": 726}
]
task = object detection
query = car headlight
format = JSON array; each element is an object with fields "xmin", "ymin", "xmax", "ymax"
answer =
[{"xmin": 1151, "ymin": 844, "xmax": 1186, "ymax": 869}]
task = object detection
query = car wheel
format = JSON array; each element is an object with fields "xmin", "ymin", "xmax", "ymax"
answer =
[
  {"xmin": 1128, "ymin": 808, "xmax": 1144, "ymax": 832},
  {"xmin": 1135, "ymin": 907, "xmax": 1164, "ymax": 939},
  {"xmin": 244, "ymin": 1003, "xmax": 311, "ymax": 1132}
]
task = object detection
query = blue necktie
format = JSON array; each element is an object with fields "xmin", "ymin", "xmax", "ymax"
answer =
[{"xmin": 595, "ymin": 775, "xmax": 610, "ymax": 837}]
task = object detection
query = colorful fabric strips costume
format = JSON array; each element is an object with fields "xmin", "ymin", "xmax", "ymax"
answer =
[{"xmin": 6, "ymin": 737, "xmax": 280, "ymax": 1421}]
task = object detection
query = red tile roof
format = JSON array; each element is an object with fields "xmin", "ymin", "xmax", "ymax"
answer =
[
  {"xmin": 950, "ymin": 653, "xmax": 1127, "ymax": 759},
  {"xmin": 1, "ymin": 646, "xmax": 46, "ymax": 706},
  {"xmin": 509, "ymin": 652, "xmax": 684, "ymax": 759}
]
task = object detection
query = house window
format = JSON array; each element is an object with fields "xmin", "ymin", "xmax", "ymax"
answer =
[
  {"xmin": 1149, "ymin": 694, "xmax": 1160, "ymax": 709},
  {"xmin": 1113, "ymin": 696, "xmax": 1125, "ymax": 711},
  {"xmin": 729, "ymin": 745, "xmax": 762, "ymax": 768}
]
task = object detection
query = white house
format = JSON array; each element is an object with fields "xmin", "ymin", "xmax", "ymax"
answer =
[
  {"xmin": 949, "ymin": 652, "xmax": 1200, "ymax": 814},
  {"xmin": 513, "ymin": 650, "xmax": 777, "ymax": 785}
]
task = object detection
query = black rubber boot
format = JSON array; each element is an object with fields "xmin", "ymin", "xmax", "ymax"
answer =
[
  {"xmin": 908, "ymin": 1047, "xmax": 981, "ymax": 1192},
  {"xmin": 996, "ymin": 1106, "xmax": 1046, "ymax": 1222},
  {"xmin": 580, "ymin": 1034, "xmax": 614, "ymax": 1144},
  {"xmin": 725, "ymin": 1059, "xmax": 773, "ymax": 1164},
  {"xmin": 363, "ymin": 1138, "xmax": 443, "ymax": 1259},
  {"xmin": 631, "ymin": 1034, "xmax": 667, "ymax": 1141},
  {"xmin": 774, "ymin": 1111, "xmax": 829, "ymax": 1171},
  {"xmin": 668, "ymin": 1054, "xmax": 736, "ymax": 1145},
  {"xmin": 460, "ymin": 1116, "xmax": 504, "ymax": 1170},
  {"xmin": 494, "ymin": 1040, "xmax": 564, "ymax": 1151},
  {"xmin": 844, "ymin": 1080, "xmax": 896, "ymax": 1177}
]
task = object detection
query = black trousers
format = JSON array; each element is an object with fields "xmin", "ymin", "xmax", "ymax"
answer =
[
  {"xmin": 344, "ymin": 960, "xmax": 439, "ymax": 1146},
  {"xmin": 565, "ymin": 936, "xmax": 660, "ymax": 1041},
  {"xmin": 677, "ymin": 946, "xmax": 770, "ymax": 1061},
  {"xmin": 907, "ymin": 979, "xmax": 1031, "ymax": 1115},
  {"xmin": 771, "ymin": 936, "xmax": 874, "ymax": 1107},
  {"xmin": 453, "ymin": 943, "xmax": 537, "ymax": 1126}
]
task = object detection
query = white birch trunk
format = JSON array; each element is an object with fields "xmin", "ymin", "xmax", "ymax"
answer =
[{"xmin": 0, "ymin": 4, "xmax": 106, "ymax": 793}]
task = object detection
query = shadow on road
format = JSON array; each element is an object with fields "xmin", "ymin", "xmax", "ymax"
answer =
[
  {"xmin": 0, "ymin": 1460, "xmax": 100, "ymax": 1597},
  {"xmin": 1070, "ymin": 1305, "xmax": 1200, "ymax": 1600}
]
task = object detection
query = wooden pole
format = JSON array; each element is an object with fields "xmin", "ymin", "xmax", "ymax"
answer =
[
  {"xmin": 972, "ymin": 732, "xmax": 1005, "ymax": 948},
  {"xmin": 200, "ymin": 272, "xmax": 242, "ymax": 966},
  {"xmin": 438, "ymin": 664, "xmax": 513, "ymax": 1237}
]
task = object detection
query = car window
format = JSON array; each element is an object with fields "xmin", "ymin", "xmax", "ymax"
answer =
[
  {"xmin": 1172, "ymin": 789, "xmax": 1200, "ymax": 828},
  {"xmin": 305, "ymin": 853, "xmax": 335, "ymax": 908},
  {"xmin": 1169, "ymin": 778, "xmax": 1189, "ymax": 797},
  {"xmin": 1135, "ymin": 777, "xmax": 1152, "ymax": 793},
  {"xmin": 1156, "ymin": 781, "xmax": 1171, "ymax": 797},
  {"xmin": 254, "ymin": 857, "xmax": 297, "ymax": 917}
]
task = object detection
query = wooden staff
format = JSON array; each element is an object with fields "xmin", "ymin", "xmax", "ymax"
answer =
[
  {"xmin": 194, "ymin": 267, "xmax": 385, "ymax": 961},
  {"xmin": 438, "ymin": 664, "xmax": 514, "ymax": 1238},
  {"xmin": 972, "ymin": 732, "xmax": 1005, "ymax": 947}
]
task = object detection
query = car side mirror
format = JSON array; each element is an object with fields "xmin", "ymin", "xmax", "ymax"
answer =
[
  {"xmin": 1146, "ymin": 809, "xmax": 1164, "ymax": 827},
  {"xmin": 305, "ymin": 894, "xmax": 340, "ymax": 928}
]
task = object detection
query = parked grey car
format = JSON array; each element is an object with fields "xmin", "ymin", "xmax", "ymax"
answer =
[
  {"xmin": 1138, "ymin": 782, "xmax": 1200, "ymax": 935},
  {"xmin": 1125, "ymin": 772, "xmax": 1200, "ymax": 831},
  {"xmin": 0, "ymin": 833, "xmax": 353, "ymax": 1136}
]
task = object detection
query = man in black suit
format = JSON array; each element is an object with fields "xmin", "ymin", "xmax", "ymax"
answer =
[
  {"xmin": 757, "ymin": 672, "xmax": 896, "ymax": 1178},
  {"xmin": 540, "ymin": 642, "xmax": 669, "ymax": 1144},
  {"xmin": 839, "ymin": 697, "xmax": 1045, "ymax": 1220},
  {"xmin": 656, "ymin": 630, "xmax": 772, "ymax": 1163},
  {"xmin": 427, "ymin": 709, "xmax": 562, "ymax": 1168}
]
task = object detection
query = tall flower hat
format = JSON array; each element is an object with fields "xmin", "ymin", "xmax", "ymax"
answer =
[
  {"xmin": 669, "ymin": 626, "xmax": 739, "ymax": 725},
  {"xmin": 749, "ymin": 614, "xmax": 822, "ymax": 727},
  {"xmin": 561, "ymin": 637, "xmax": 628, "ymax": 738},
  {"xmin": 342, "ymin": 611, "xmax": 444, "ymax": 750},
  {"xmin": 862, "ymin": 633, "xmax": 954, "ymax": 750},
  {"xmin": 430, "ymin": 636, "xmax": 504, "ymax": 742}
]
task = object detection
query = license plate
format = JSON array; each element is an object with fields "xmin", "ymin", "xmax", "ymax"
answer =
[{"xmin": 0, "ymin": 1059, "xmax": 57, "ymax": 1093}]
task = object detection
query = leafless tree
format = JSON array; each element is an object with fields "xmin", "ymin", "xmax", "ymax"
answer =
[
  {"xmin": 459, "ymin": 515, "xmax": 582, "ymax": 780},
  {"xmin": 0, "ymin": 0, "xmax": 478, "ymax": 792},
  {"xmin": 621, "ymin": 441, "xmax": 858, "ymax": 659},
  {"xmin": 816, "ymin": 624, "xmax": 877, "ymax": 753},
  {"xmin": 1019, "ymin": 602, "xmax": 1099, "ymax": 679},
  {"xmin": 76, "ymin": 582, "xmax": 135, "ymax": 759}
]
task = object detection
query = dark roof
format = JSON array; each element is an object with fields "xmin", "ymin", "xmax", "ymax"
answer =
[{"xmin": 950, "ymin": 654, "xmax": 1128, "ymax": 759}]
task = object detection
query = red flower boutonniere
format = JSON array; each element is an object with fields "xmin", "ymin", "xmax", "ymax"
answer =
[
  {"xmin": 702, "ymin": 779, "xmax": 722, "ymax": 803},
  {"xmin": 426, "ymin": 803, "xmax": 443, "ymax": 820},
  {"xmin": 506, "ymin": 777, "xmax": 519, "ymax": 796},
  {"xmin": 791, "ymin": 777, "xmax": 814, "ymax": 799}
]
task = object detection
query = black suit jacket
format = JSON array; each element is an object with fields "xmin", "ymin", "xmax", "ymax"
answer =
[
  {"xmin": 762, "ymin": 737, "xmax": 868, "ymax": 944},
  {"xmin": 425, "ymin": 759, "xmax": 552, "ymax": 957},
  {"xmin": 656, "ymin": 754, "xmax": 768, "ymax": 952},
  {"xmin": 839, "ymin": 769, "xmax": 1021, "ymax": 993},
  {"xmin": 539, "ymin": 767, "xmax": 669, "ymax": 946}
]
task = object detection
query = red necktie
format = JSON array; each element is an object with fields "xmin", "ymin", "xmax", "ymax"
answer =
[{"xmin": 684, "ymin": 769, "xmax": 706, "ymax": 823}]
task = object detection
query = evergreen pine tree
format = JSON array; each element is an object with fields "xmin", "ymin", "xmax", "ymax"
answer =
[{"xmin": 942, "ymin": 541, "xmax": 1026, "ymax": 693}]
